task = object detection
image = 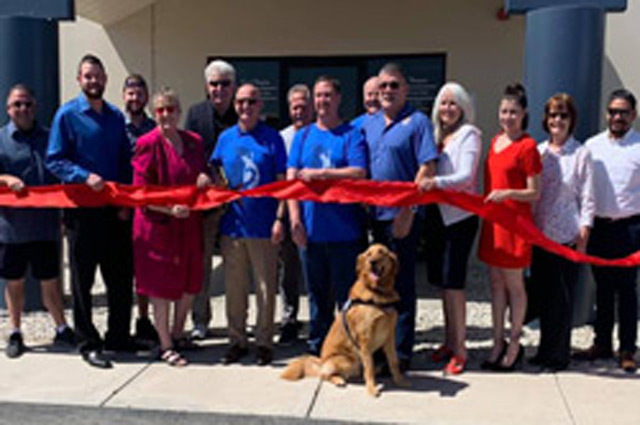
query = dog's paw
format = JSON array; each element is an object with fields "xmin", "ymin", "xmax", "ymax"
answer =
[
  {"xmin": 328, "ymin": 375, "xmax": 347, "ymax": 387},
  {"xmin": 367, "ymin": 383, "xmax": 382, "ymax": 397}
]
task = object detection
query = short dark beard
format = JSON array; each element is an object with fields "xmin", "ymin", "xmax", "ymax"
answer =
[
  {"xmin": 126, "ymin": 105, "xmax": 144, "ymax": 116},
  {"xmin": 83, "ymin": 86, "xmax": 104, "ymax": 100},
  {"xmin": 609, "ymin": 123, "xmax": 630, "ymax": 139}
]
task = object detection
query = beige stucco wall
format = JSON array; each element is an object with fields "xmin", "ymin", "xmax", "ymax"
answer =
[
  {"xmin": 59, "ymin": 0, "xmax": 639, "ymax": 136},
  {"xmin": 59, "ymin": 0, "xmax": 525, "ymax": 137},
  {"xmin": 603, "ymin": 0, "xmax": 640, "ymax": 126}
]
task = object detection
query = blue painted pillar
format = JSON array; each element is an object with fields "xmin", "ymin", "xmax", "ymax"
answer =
[
  {"xmin": 0, "ymin": 16, "xmax": 60, "ymax": 127},
  {"xmin": 524, "ymin": 5, "xmax": 604, "ymax": 142},
  {"xmin": 0, "ymin": 16, "xmax": 59, "ymax": 311}
]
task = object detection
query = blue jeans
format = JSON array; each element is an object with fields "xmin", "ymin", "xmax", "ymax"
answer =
[
  {"xmin": 372, "ymin": 217, "xmax": 422, "ymax": 362},
  {"xmin": 299, "ymin": 240, "xmax": 364, "ymax": 354}
]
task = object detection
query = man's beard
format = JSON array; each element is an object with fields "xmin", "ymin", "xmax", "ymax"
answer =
[
  {"xmin": 83, "ymin": 85, "xmax": 104, "ymax": 100},
  {"xmin": 609, "ymin": 122, "xmax": 630, "ymax": 138},
  {"xmin": 126, "ymin": 103, "xmax": 144, "ymax": 116}
]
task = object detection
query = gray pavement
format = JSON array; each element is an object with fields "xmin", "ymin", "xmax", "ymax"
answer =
[{"xmin": 1, "ymin": 258, "xmax": 640, "ymax": 424}]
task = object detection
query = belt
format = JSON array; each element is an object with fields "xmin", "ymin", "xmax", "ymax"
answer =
[{"xmin": 595, "ymin": 214, "xmax": 640, "ymax": 224}]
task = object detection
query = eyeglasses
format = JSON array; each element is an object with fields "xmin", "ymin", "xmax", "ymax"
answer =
[
  {"xmin": 208, "ymin": 79, "xmax": 232, "ymax": 88},
  {"xmin": 608, "ymin": 108, "xmax": 632, "ymax": 117},
  {"xmin": 235, "ymin": 98, "xmax": 258, "ymax": 106},
  {"xmin": 155, "ymin": 105, "xmax": 177, "ymax": 114},
  {"xmin": 379, "ymin": 81, "xmax": 401, "ymax": 90},
  {"xmin": 10, "ymin": 101, "xmax": 33, "ymax": 109},
  {"xmin": 549, "ymin": 112, "xmax": 569, "ymax": 120}
]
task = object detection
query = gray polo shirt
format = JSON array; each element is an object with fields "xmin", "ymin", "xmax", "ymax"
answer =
[{"xmin": 0, "ymin": 121, "xmax": 60, "ymax": 243}]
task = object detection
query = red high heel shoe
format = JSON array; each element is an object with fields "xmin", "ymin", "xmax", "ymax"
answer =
[
  {"xmin": 443, "ymin": 355, "xmax": 466, "ymax": 375},
  {"xmin": 430, "ymin": 345, "xmax": 453, "ymax": 363}
]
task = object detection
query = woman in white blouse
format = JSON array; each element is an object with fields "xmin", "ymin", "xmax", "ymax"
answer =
[
  {"xmin": 417, "ymin": 82, "xmax": 481, "ymax": 375},
  {"xmin": 530, "ymin": 93, "xmax": 594, "ymax": 371}
]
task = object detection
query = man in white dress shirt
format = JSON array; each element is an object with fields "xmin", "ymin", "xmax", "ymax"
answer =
[
  {"xmin": 575, "ymin": 89, "xmax": 640, "ymax": 373},
  {"xmin": 277, "ymin": 84, "xmax": 312, "ymax": 345}
]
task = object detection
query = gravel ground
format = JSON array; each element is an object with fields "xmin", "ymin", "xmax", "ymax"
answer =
[{"xmin": 1, "ymin": 255, "xmax": 611, "ymax": 361}]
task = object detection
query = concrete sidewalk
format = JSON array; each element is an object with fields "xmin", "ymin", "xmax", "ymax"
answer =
[
  {"xmin": 1, "ymin": 258, "xmax": 639, "ymax": 424},
  {"xmin": 0, "ymin": 327, "xmax": 639, "ymax": 425}
]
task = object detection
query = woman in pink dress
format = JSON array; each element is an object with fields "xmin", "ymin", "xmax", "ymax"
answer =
[{"xmin": 132, "ymin": 88, "xmax": 211, "ymax": 366}]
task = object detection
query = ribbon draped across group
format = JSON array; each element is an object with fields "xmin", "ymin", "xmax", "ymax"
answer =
[{"xmin": 1, "ymin": 179, "xmax": 639, "ymax": 267}]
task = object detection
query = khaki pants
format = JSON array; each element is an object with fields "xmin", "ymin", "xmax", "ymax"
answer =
[
  {"xmin": 221, "ymin": 236, "xmax": 278, "ymax": 349},
  {"xmin": 191, "ymin": 209, "xmax": 223, "ymax": 327}
]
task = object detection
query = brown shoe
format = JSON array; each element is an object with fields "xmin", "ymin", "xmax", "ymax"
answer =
[
  {"xmin": 619, "ymin": 351, "xmax": 637, "ymax": 373},
  {"xmin": 572, "ymin": 345, "xmax": 613, "ymax": 361}
]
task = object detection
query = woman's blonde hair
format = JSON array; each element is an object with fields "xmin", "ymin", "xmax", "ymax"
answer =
[{"xmin": 152, "ymin": 87, "xmax": 181, "ymax": 111}]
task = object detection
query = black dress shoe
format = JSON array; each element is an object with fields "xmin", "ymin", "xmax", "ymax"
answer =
[
  {"xmin": 82, "ymin": 350, "xmax": 113, "ymax": 369},
  {"xmin": 255, "ymin": 346, "xmax": 273, "ymax": 366},
  {"xmin": 221, "ymin": 345, "xmax": 249, "ymax": 365}
]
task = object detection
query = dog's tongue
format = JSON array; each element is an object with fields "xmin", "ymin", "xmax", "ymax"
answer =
[{"xmin": 369, "ymin": 272, "xmax": 380, "ymax": 282}]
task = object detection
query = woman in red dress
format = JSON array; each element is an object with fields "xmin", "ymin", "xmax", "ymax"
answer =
[
  {"xmin": 478, "ymin": 84, "xmax": 542, "ymax": 371},
  {"xmin": 132, "ymin": 88, "xmax": 211, "ymax": 366}
]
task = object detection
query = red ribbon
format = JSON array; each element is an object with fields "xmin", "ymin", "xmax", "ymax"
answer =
[{"xmin": 1, "ymin": 180, "xmax": 639, "ymax": 267}]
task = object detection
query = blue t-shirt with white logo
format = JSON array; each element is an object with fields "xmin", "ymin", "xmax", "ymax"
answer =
[
  {"xmin": 211, "ymin": 122, "xmax": 287, "ymax": 238},
  {"xmin": 287, "ymin": 122, "xmax": 368, "ymax": 243}
]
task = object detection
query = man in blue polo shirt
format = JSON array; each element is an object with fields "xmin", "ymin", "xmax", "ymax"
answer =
[
  {"xmin": 361, "ymin": 63, "xmax": 438, "ymax": 371},
  {"xmin": 210, "ymin": 83, "xmax": 287, "ymax": 366},
  {"xmin": 1, "ymin": 84, "xmax": 75, "ymax": 358},
  {"xmin": 47, "ymin": 54, "xmax": 141, "ymax": 369}
]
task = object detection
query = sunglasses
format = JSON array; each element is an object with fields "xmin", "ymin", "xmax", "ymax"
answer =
[
  {"xmin": 155, "ymin": 105, "xmax": 177, "ymax": 114},
  {"xmin": 608, "ymin": 108, "xmax": 632, "ymax": 117},
  {"xmin": 11, "ymin": 101, "xmax": 33, "ymax": 109},
  {"xmin": 379, "ymin": 81, "xmax": 401, "ymax": 90},
  {"xmin": 235, "ymin": 98, "xmax": 258, "ymax": 106},
  {"xmin": 208, "ymin": 79, "xmax": 232, "ymax": 88},
  {"xmin": 549, "ymin": 112, "xmax": 569, "ymax": 120}
]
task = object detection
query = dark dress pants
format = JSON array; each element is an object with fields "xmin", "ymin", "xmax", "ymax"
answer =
[
  {"xmin": 588, "ymin": 216, "xmax": 640, "ymax": 353},
  {"xmin": 530, "ymin": 246, "xmax": 578, "ymax": 367},
  {"xmin": 65, "ymin": 208, "xmax": 133, "ymax": 352},
  {"xmin": 372, "ymin": 217, "xmax": 421, "ymax": 362}
]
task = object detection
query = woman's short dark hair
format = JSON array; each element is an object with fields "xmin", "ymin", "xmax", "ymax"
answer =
[
  {"xmin": 502, "ymin": 83, "xmax": 528, "ymax": 130},
  {"xmin": 542, "ymin": 93, "xmax": 577, "ymax": 135}
]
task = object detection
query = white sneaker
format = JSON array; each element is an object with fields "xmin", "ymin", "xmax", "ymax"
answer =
[{"xmin": 190, "ymin": 324, "xmax": 207, "ymax": 341}]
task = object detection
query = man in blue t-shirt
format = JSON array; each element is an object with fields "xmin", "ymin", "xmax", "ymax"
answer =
[
  {"xmin": 210, "ymin": 83, "xmax": 287, "ymax": 366},
  {"xmin": 361, "ymin": 63, "xmax": 438, "ymax": 371},
  {"xmin": 287, "ymin": 75, "xmax": 368, "ymax": 355}
]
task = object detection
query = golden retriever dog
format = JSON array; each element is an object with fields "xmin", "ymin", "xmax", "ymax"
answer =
[{"xmin": 280, "ymin": 243, "xmax": 410, "ymax": 397}]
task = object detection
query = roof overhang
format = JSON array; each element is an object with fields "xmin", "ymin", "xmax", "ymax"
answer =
[{"xmin": 75, "ymin": 0, "xmax": 157, "ymax": 25}]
